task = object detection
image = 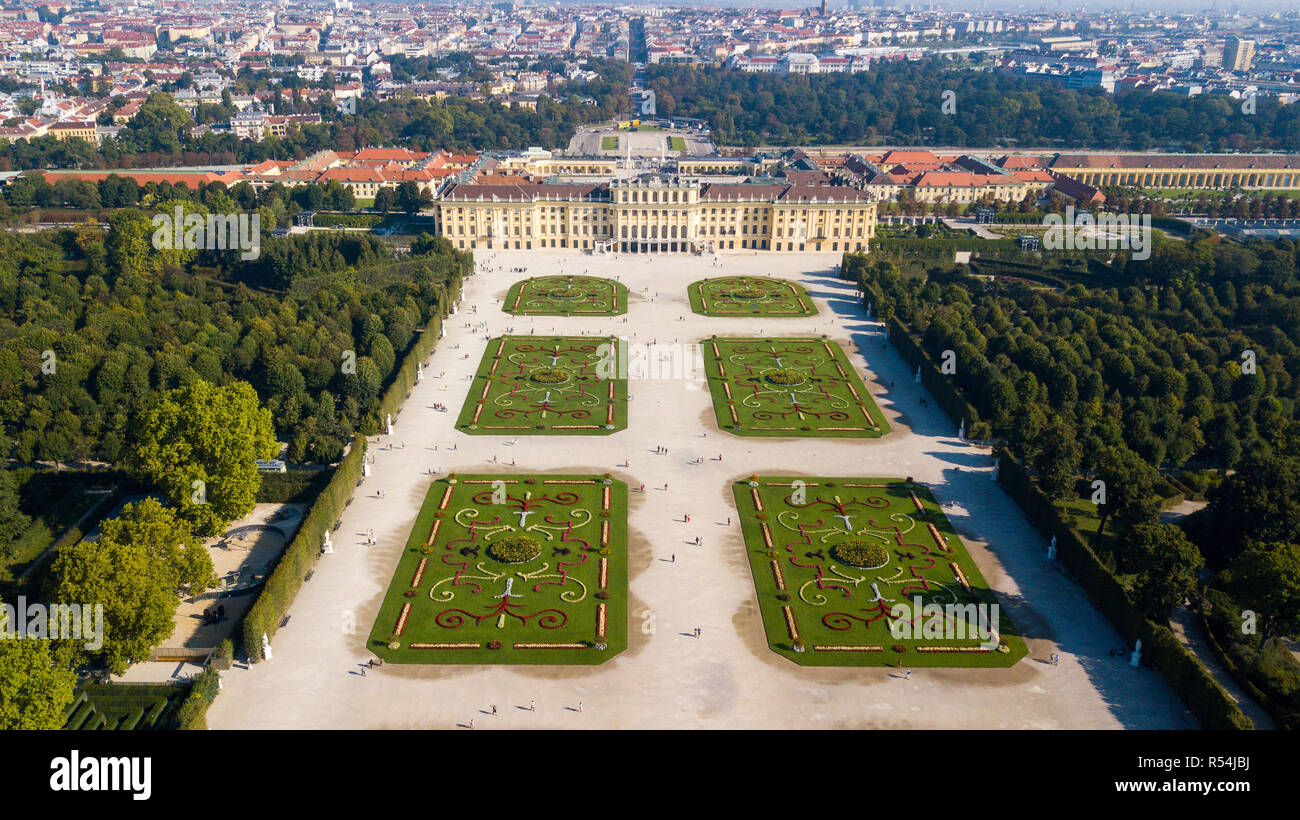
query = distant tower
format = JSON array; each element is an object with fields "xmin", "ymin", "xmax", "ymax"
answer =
[{"xmin": 821, "ymin": 0, "xmax": 828, "ymax": 14}]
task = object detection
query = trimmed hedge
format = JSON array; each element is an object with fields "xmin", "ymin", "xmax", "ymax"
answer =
[
  {"xmin": 240, "ymin": 249, "xmax": 467, "ymax": 662},
  {"xmin": 255, "ymin": 469, "xmax": 333, "ymax": 504},
  {"xmin": 242, "ymin": 434, "xmax": 366, "ymax": 662},
  {"xmin": 1202, "ymin": 588, "xmax": 1299, "ymax": 730},
  {"xmin": 312, "ymin": 212, "xmax": 383, "ymax": 228},
  {"xmin": 887, "ymin": 316, "xmax": 986, "ymax": 438},
  {"xmin": 995, "ymin": 447, "xmax": 1253, "ymax": 730},
  {"xmin": 175, "ymin": 668, "xmax": 220, "ymax": 731}
]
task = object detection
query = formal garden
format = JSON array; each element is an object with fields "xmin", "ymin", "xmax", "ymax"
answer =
[
  {"xmin": 455, "ymin": 336, "xmax": 628, "ymax": 434},
  {"xmin": 689, "ymin": 276, "xmax": 818, "ymax": 317},
  {"xmin": 702, "ymin": 337, "xmax": 890, "ymax": 437},
  {"xmin": 503, "ymin": 274, "xmax": 628, "ymax": 316},
  {"xmin": 733, "ymin": 476, "xmax": 1027, "ymax": 667},
  {"xmin": 368, "ymin": 474, "xmax": 627, "ymax": 664}
]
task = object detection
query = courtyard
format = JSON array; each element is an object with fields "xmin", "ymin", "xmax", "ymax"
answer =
[{"xmin": 207, "ymin": 249, "xmax": 1197, "ymax": 730}]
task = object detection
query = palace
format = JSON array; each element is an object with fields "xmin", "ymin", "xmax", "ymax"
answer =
[
  {"xmin": 1047, "ymin": 153, "xmax": 1300, "ymax": 190},
  {"xmin": 435, "ymin": 172, "xmax": 878, "ymax": 254}
]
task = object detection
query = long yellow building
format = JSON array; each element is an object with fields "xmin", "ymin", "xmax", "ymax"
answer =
[
  {"xmin": 435, "ymin": 173, "xmax": 877, "ymax": 254},
  {"xmin": 1048, "ymin": 153, "xmax": 1300, "ymax": 190}
]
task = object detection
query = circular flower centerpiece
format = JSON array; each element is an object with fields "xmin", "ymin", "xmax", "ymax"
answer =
[
  {"xmin": 831, "ymin": 538, "xmax": 889, "ymax": 569},
  {"xmin": 725, "ymin": 288, "xmax": 766, "ymax": 300},
  {"xmin": 531, "ymin": 367, "xmax": 571, "ymax": 384},
  {"xmin": 548, "ymin": 287, "xmax": 584, "ymax": 300},
  {"xmin": 488, "ymin": 534, "xmax": 542, "ymax": 564},
  {"xmin": 766, "ymin": 369, "xmax": 807, "ymax": 387}
]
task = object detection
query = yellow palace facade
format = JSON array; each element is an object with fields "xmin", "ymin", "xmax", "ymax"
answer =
[{"xmin": 434, "ymin": 173, "xmax": 878, "ymax": 254}]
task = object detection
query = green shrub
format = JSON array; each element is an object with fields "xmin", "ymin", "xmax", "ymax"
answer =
[
  {"xmin": 175, "ymin": 669, "xmax": 220, "ymax": 730},
  {"xmin": 831, "ymin": 539, "xmax": 889, "ymax": 569},
  {"xmin": 488, "ymin": 535, "xmax": 542, "ymax": 564}
]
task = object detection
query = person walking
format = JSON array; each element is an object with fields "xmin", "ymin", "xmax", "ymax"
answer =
[
  {"xmin": 530, "ymin": 699, "xmax": 536, "ymax": 712},
  {"xmin": 905, "ymin": 668, "xmax": 911, "ymax": 681},
  {"xmin": 491, "ymin": 705, "xmax": 497, "ymax": 716}
]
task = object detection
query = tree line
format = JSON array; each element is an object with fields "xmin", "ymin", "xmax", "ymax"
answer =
[{"xmin": 847, "ymin": 235, "xmax": 1300, "ymax": 641}]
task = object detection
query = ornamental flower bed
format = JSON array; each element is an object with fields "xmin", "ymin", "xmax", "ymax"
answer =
[
  {"xmin": 455, "ymin": 336, "xmax": 628, "ymax": 436},
  {"xmin": 368, "ymin": 474, "xmax": 629, "ymax": 666},
  {"xmin": 733, "ymin": 476, "xmax": 1027, "ymax": 668}
]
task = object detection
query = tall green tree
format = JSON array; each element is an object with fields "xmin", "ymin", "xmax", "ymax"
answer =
[
  {"xmin": 46, "ymin": 498, "xmax": 211, "ymax": 673},
  {"xmin": 127, "ymin": 380, "xmax": 277, "ymax": 535},
  {"xmin": 1224, "ymin": 542, "xmax": 1300, "ymax": 648},
  {"xmin": 1119, "ymin": 523, "xmax": 1204, "ymax": 621},
  {"xmin": 0, "ymin": 602, "xmax": 77, "ymax": 729}
]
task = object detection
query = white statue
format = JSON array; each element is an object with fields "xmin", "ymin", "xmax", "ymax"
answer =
[
  {"xmin": 1047, "ymin": 534, "xmax": 1057, "ymax": 560},
  {"xmin": 417, "ymin": 363, "xmax": 424, "ymax": 382},
  {"xmin": 958, "ymin": 419, "xmax": 965, "ymax": 439},
  {"xmin": 363, "ymin": 462, "xmax": 371, "ymax": 478},
  {"xmin": 867, "ymin": 302, "xmax": 874, "ymax": 319},
  {"xmin": 386, "ymin": 413, "xmax": 394, "ymax": 436},
  {"xmin": 914, "ymin": 365, "xmax": 922, "ymax": 384},
  {"xmin": 261, "ymin": 633, "xmax": 273, "ymax": 662},
  {"xmin": 322, "ymin": 530, "xmax": 333, "ymax": 554},
  {"xmin": 1130, "ymin": 639, "xmax": 1142, "ymax": 668}
]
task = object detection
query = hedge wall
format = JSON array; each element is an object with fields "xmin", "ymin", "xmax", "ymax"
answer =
[
  {"xmin": 242, "ymin": 434, "xmax": 367, "ymax": 662},
  {"xmin": 1202, "ymin": 589, "xmax": 1299, "ymax": 730},
  {"xmin": 995, "ymin": 446, "xmax": 1253, "ymax": 730},
  {"xmin": 255, "ymin": 469, "xmax": 333, "ymax": 504},
  {"xmin": 311, "ymin": 212, "xmax": 383, "ymax": 229},
  {"xmin": 238, "ymin": 250, "xmax": 468, "ymax": 662},
  {"xmin": 887, "ymin": 316, "xmax": 985, "ymax": 437},
  {"xmin": 175, "ymin": 668, "xmax": 220, "ymax": 731}
]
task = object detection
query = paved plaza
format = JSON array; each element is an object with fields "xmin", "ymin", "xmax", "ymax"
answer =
[{"xmin": 207, "ymin": 250, "xmax": 1198, "ymax": 730}]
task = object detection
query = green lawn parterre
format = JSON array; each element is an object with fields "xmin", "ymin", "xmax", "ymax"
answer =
[
  {"xmin": 503, "ymin": 275, "xmax": 627, "ymax": 316},
  {"xmin": 733, "ymin": 477, "xmax": 1027, "ymax": 667},
  {"xmin": 369, "ymin": 474, "xmax": 627, "ymax": 664},
  {"xmin": 702, "ymin": 336, "xmax": 890, "ymax": 437},
  {"xmin": 689, "ymin": 276, "xmax": 818, "ymax": 318},
  {"xmin": 456, "ymin": 335, "xmax": 627, "ymax": 435}
]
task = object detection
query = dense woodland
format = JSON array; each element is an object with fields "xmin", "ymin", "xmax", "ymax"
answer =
[
  {"xmin": 0, "ymin": 225, "xmax": 470, "ymax": 471},
  {"xmin": 643, "ymin": 60, "xmax": 1300, "ymax": 150},
  {"xmin": 848, "ymin": 236, "xmax": 1300, "ymax": 722}
]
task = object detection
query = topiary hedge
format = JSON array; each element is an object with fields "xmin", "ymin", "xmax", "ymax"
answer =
[
  {"xmin": 831, "ymin": 539, "xmax": 889, "ymax": 569},
  {"xmin": 243, "ymin": 434, "xmax": 367, "ymax": 662},
  {"xmin": 487, "ymin": 535, "xmax": 542, "ymax": 564},
  {"xmin": 175, "ymin": 668, "xmax": 221, "ymax": 730}
]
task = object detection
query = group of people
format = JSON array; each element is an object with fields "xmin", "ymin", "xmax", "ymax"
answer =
[{"xmin": 201, "ymin": 605, "xmax": 227, "ymax": 625}]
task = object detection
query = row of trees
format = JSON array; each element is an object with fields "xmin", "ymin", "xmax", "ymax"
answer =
[
  {"xmin": 848, "ymin": 234, "xmax": 1300, "ymax": 632},
  {"xmin": 644, "ymin": 59, "xmax": 1300, "ymax": 151},
  {"xmin": 0, "ymin": 171, "xmax": 359, "ymax": 222},
  {"xmin": 0, "ymin": 223, "xmax": 469, "ymax": 468}
]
